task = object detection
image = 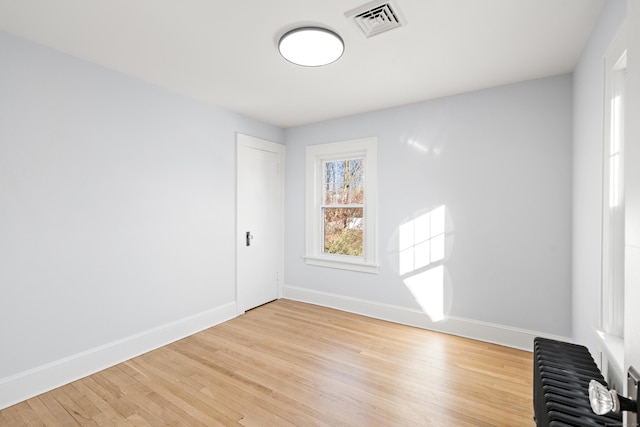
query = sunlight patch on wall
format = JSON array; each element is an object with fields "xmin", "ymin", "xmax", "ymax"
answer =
[
  {"xmin": 399, "ymin": 205, "xmax": 445, "ymax": 275},
  {"xmin": 404, "ymin": 265, "xmax": 445, "ymax": 321},
  {"xmin": 407, "ymin": 138, "xmax": 429, "ymax": 153},
  {"xmin": 392, "ymin": 205, "xmax": 453, "ymax": 322}
]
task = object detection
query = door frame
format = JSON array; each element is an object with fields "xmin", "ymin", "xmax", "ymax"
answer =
[{"xmin": 236, "ymin": 133, "xmax": 285, "ymax": 314}]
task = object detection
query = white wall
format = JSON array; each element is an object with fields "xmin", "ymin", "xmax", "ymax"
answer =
[
  {"xmin": 571, "ymin": 0, "xmax": 626, "ymax": 357},
  {"xmin": 284, "ymin": 75, "xmax": 573, "ymax": 348},
  {"xmin": 0, "ymin": 31, "xmax": 283, "ymax": 408}
]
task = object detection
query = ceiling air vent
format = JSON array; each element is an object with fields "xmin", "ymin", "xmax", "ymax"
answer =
[{"xmin": 345, "ymin": 0, "xmax": 406, "ymax": 38}]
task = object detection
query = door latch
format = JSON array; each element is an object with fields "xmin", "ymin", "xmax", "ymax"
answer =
[{"xmin": 246, "ymin": 231, "xmax": 253, "ymax": 246}]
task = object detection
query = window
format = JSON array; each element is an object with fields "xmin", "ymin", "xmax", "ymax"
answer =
[
  {"xmin": 596, "ymin": 24, "xmax": 628, "ymax": 392},
  {"xmin": 323, "ymin": 158, "xmax": 364, "ymax": 256},
  {"xmin": 602, "ymin": 48, "xmax": 627, "ymax": 339},
  {"xmin": 305, "ymin": 138, "xmax": 378, "ymax": 273}
]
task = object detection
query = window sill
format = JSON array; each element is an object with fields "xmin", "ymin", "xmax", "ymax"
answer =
[
  {"xmin": 304, "ymin": 256, "xmax": 379, "ymax": 274},
  {"xmin": 594, "ymin": 328, "xmax": 625, "ymax": 381}
]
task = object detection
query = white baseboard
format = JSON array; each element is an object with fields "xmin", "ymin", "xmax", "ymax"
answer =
[
  {"xmin": 0, "ymin": 302, "xmax": 237, "ymax": 410},
  {"xmin": 282, "ymin": 285, "xmax": 570, "ymax": 352}
]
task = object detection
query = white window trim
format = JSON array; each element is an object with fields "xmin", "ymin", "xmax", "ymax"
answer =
[
  {"xmin": 305, "ymin": 137, "xmax": 378, "ymax": 274},
  {"xmin": 596, "ymin": 23, "xmax": 628, "ymax": 388},
  {"xmin": 601, "ymin": 28, "xmax": 627, "ymax": 340}
]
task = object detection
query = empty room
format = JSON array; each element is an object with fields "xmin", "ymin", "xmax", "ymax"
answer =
[{"xmin": 1, "ymin": 0, "xmax": 639, "ymax": 425}]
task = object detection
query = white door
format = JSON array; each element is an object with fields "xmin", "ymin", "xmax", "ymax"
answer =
[{"xmin": 236, "ymin": 134, "xmax": 284, "ymax": 313}]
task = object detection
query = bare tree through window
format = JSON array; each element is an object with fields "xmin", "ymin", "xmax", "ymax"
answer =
[{"xmin": 322, "ymin": 159, "xmax": 364, "ymax": 256}]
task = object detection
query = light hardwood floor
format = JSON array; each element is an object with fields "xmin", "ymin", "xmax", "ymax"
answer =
[{"xmin": 0, "ymin": 299, "xmax": 534, "ymax": 426}]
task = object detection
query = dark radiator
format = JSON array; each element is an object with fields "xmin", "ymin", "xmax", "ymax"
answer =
[{"xmin": 534, "ymin": 337, "xmax": 622, "ymax": 426}]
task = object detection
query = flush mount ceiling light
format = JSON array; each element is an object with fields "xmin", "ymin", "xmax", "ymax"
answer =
[{"xmin": 278, "ymin": 27, "xmax": 344, "ymax": 67}]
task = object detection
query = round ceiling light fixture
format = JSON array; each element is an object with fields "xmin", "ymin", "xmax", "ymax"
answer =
[{"xmin": 278, "ymin": 27, "xmax": 344, "ymax": 67}]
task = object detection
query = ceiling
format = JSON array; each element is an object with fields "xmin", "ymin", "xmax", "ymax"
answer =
[{"xmin": 0, "ymin": 0, "xmax": 604, "ymax": 128}]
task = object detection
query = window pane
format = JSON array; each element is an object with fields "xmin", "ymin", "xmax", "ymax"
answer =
[
  {"xmin": 323, "ymin": 207, "xmax": 363, "ymax": 256},
  {"xmin": 324, "ymin": 159, "xmax": 364, "ymax": 205}
]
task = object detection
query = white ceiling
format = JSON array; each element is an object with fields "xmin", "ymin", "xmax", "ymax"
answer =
[{"xmin": 0, "ymin": 0, "xmax": 604, "ymax": 128}]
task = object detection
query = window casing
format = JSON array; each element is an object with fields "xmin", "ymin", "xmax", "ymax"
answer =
[
  {"xmin": 305, "ymin": 138, "xmax": 378, "ymax": 273},
  {"xmin": 602, "ymin": 50, "xmax": 627, "ymax": 339}
]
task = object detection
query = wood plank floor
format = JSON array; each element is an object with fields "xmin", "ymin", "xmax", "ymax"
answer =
[{"xmin": 0, "ymin": 299, "xmax": 534, "ymax": 426}]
